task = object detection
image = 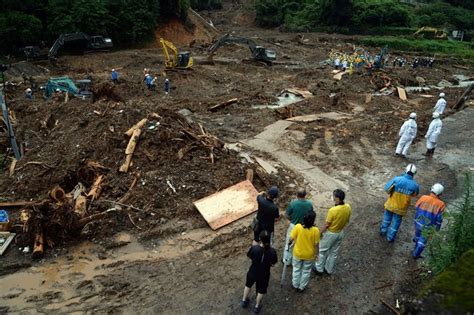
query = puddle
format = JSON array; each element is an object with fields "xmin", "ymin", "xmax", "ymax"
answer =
[{"xmin": 253, "ymin": 92, "xmax": 304, "ymax": 109}]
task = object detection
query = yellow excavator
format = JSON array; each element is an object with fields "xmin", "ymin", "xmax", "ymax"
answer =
[
  {"xmin": 160, "ymin": 38, "xmax": 193, "ymax": 70},
  {"xmin": 413, "ymin": 27, "xmax": 448, "ymax": 39}
]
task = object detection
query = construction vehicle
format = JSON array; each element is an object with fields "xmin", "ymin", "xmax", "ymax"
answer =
[
  {"xmin": 44, "ymin": 77, "xmax": 92, "ymax": 99},
  {"xmin": 160, "ymin": 38, "xmax": 193, "ymax": 70},
  {"xmin": 208, "ymin": 34, "xmax": 276, "ymax": 65},
  {"xmin": 23, "ymin": 32, "xmax": 113, "ymax": 60},
  {"xmin": 413, "ymin": 27, "xmax": 448, "ymax": 39}
]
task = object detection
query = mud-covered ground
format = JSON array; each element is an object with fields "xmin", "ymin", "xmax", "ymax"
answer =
[{"xmin": 1, "ymin": 0, "xmax": 473, "ymax": 313}]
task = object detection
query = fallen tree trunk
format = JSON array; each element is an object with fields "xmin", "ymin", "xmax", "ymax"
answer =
[
  {"xmin": 209, "ymin": 98, "xmax": 238, "ymax": 112},
  {"xmin": 119, "ymin": 128, "xmax": 141, "ymax": 173},
  {"xmin": 32, "ymin": 232, "xmax": 44, "ymax": 259},
  {"xmin": 453, "ymin": 83, "xmax": 473, "ymax": 110},
  {"xmin": 125, "ymin": 118, "xmax": 147, "ymax": 137}
]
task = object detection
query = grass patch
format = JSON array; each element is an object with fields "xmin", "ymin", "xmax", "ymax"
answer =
[
  {"xmin": 359, "ymin": 36, "xmax": 474, "ymax": 59},
  {"xmin": 422, "ymin": 249, "xmax": 474, "ymax": 312}
]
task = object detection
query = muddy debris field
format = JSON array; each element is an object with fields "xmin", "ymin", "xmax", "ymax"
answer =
[{"xmin": 0, "ymin": 12, "xmax": 473, "ymax": 313}]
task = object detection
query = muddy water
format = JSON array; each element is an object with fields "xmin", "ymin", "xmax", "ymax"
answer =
[{"xmin": 0, "ymin": 226, "xmax": 240, "ymax": 313}]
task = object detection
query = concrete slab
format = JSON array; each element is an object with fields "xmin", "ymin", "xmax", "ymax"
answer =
[
  {"xmin": 287, "ymin": 112, "xmax": 353, "ymax": 122},
  {"xmin": 254, "ymin": 120, "xmax": 294, "ymax": 142},
  {"xmin": 255, "ymin": 157, "xmax": 278, "ymax": 174}
]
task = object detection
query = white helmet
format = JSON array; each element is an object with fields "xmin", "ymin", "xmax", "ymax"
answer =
[
  {"xmin": 409, "ymin": 112, "xmax": 417, "ymax": 119},
  {"xmin": 112, "ymin": 68, "xmax": 115, "ymax": 72},
  {"xmin": 431, "ymin": 183, "xmax": 444, "ymax": 196},
  {"xmin": 405, "ymin": 163, "xmax": 417, "ymax": 175},
  {"xmin": 439, "ymin": 92, "xmax": 445, "ymax": 98},
  {"xmin": 26, "ymin": 88, "xmax": 32, "ymax": 92},
  {"xmin": 432, "ymin": 112, "xmax": 440, "ymax": 119}
]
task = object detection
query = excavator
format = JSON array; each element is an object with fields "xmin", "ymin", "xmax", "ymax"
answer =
[
  {"xmin": 44, "ymin": 76, "xmax": 92, "ymax": 99},
  {"xmin": 160, "ymin": 38, "xmax": 193, "ymax": 70},
  {"xmin": 208, "ymin": 34, "xmax": 276, "ymax": 65},
  {"xmin": 413, "ymin": 27, "xmax": 448, "ymax": 39},
  {"xmin": 23, "ymin": 32, "xmax": 113, "ymax": 60}
]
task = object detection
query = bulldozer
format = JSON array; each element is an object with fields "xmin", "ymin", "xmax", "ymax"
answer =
[
  {"xmin": 413, "ymin": 27, "xmax": 448, "ymax": 39},
  {"xmin": 160, "ymin": 38, "xmax": 193, "ymax": 70},
  {"xmin": 208, "ymin": 33, "xmax": 276, "ymax": 65}
]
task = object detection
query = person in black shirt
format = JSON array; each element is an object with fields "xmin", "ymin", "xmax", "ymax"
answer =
[
  {"xmin": 253, "ymin": 186, "xmax": 280, "ymax": 245},
  {"xmin": 241, "ymin": 230, "xmax": 278, "ymax": 314}
]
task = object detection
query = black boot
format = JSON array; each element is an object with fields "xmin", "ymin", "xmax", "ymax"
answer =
[
  {"xmin": 430, "ymin": 148, "xmax": 435, "ymax": 156},
  {"xmin": 422, "ymin": 150, "xmax": 430, "ymax": 156}
]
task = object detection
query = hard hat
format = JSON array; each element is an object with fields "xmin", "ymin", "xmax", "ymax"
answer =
[
  {"xmin": 439, "ymin": 92, "xmax": 445, "ymax": 98},
  {"xmin": 405, "ymin": 163, "xmax": 417, "ymax": 175},
  {"xmin": 409, "ymin": 112, "xmax": 417, "ymax": 119},
  {"xmin": 26, "ymin": 88, "xmax": 32, "ymax": 92},
  {"xmin": 165, "ymin": 78, "xmax": 169, "ymax": 81},
  {"xmin": 431, "ymin": 183, "xmax": 444, "ymax": 196},
  {"xmin": 267, "ymin": 186, "xmax": 279, "ymax": 198},
  {"xmin": 112, "ymin": 69, "xmax": 115, "ymax": 71},
  {"xmin": 154, "ymin": 77, "xmax": 157, "ymax": 80},
  {"xmin": 432, "ymin": 112, "xmax": 440, "ymax": 119}
]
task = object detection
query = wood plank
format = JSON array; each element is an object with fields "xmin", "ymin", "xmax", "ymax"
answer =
[
  {"xmin": 193, "ymin": 180, "xmax": 258, "ymax": 230},
  {"xmin": 0, "ymin": 232, "xmax": 16, "ymax": 256},
  {"xmin": 397, "ymin": 87, "xmax": 407, "ymax": 101}
]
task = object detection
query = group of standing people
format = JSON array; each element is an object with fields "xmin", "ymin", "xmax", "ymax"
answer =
[
  {"xmin": 395, "ymin": 92, "xmax": 446, "ymax": 158},
  {"xmin": 380, "ymin": 163, "xmax": 446, "ymax": 259},
  {"xmin": 241, "ymin": 187, "xmax": 351, "ymax": 313},
  {"xmin": 110, "ymin": 68, "xmax": 171, "ymax": 95}
]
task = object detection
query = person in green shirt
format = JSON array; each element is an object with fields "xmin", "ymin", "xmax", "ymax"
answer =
[{"xmin": 283, "ymin": 188, "xmax": 314, "ymax": 264}]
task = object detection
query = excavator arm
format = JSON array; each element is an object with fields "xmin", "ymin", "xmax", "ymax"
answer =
[
  {"xmin": 48, "ymin": 33, "xmax": 91, "ymax": 58},
  {"xmin": 208, "ymin": 34, "xmax": 276, "ymax": 64}
]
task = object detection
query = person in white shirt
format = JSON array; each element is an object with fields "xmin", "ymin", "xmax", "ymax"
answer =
[
  {"xmin": 395, "ymin": 112, "xmax": 417, "ymax": 158},
  {"xmin": 423, "ymin": 112, "xmax": 442, "ymax": 157},
  {"xmin": 434, "ymin": 92, "xmax": 447, "ymax": 114}
]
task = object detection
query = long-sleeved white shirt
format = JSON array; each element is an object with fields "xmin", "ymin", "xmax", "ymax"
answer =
[
  {"xmin": 426, "ymin": 118, "xmax": 442, "ymax": 143},
  {"xmin": 434, "ymin": 98, "xmax": 447, "ymax": 114},
  {"xmin": 399, "ymin": 119, "xmax": 417, "ymax": 139}
]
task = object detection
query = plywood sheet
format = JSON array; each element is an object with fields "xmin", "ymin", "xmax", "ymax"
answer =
[
  {"xmin": 193, "ymin": 180, "xmax": 258, "ymax": 230},
  {"xmin": 397, "ymin": 87, "xmax": 407, "ymax": 100}
]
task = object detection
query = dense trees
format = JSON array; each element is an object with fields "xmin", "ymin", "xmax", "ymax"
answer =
[
  {"xmin": 0, "ymin": 0, "xmax": 221, "ymax": 55},
  {"xmin": 255, "ymin": 0, "xmax": 474, "ymax": 32}
]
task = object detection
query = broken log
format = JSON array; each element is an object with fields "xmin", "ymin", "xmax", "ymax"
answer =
[
  {"xmin": 0, "ymin": 201, "xmax": 38, "ymax": 208},
  {"xmin": 87, "ymin": 175, "xmax": 104, "ymax": 200},
  {"xmin": 9, "ymin": 158, "xmax": 17, "ymax": 176},
  {"xmin": 76, "ymin": 208, "xmax": 117, "ymax": 228},
  {"xmin": 209, "ymin": 98, "xmax": 238, "ymax": 112},
  {"xmin": 119, "ymin": 128, "xmax": 141, "ymax": 173},
  {"xmin": 49, "ymin": 186, "xmax": 66, "ymax": 203},
  {"xmin": 74, "ymin": 195, "xmax": 87, "ymax": 217},
  {"xmin": 125, "ymin": 118, "xmax": 147, "ymax": 137},
  {"xmin": 32, "ymin": 232, "xmax": 44, "ymax": 259},
  {"xmin": 453, "ymin": 83, "xmax": 473, "ymax": 110},
  {"xmin": 381, "ymin": 299, "xmax": 401, "ymax": 315},
  {"xmin": 246, "ymin": 169, "xmax": 254, "ymax": 182}
]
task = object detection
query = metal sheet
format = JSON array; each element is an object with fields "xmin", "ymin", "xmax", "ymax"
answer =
[{"xmin": 193, "ymin": 180, "xmax": 258, "ymax": 230}]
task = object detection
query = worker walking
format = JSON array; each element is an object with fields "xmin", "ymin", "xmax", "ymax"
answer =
[
  {"xmin": 283, "ymin": 188, "xmax": 313, "ymax": 264},
  {"xmin": 111, "ymin": 69, "xmax": 119, "ymax": 84},
  {"xmin": 334, "ymin": 57, "xmax": 341, "ymax": 70},
  {"xmin": 240, "ymin": 230, "xmax": 277, "ymax": 314},
  {"xmin": 380, "ymin": 164, "xmax": 420, "ymax": 242},
  {"xmin": 423, "ymin": 112, "xmax": 443, "ymax": 157},
  {"xmin": 289, "ymin": 211, "xmax": 320, "ymax": 292},
  {"xmin": 313, "ymin": 189, "xmax": 351, "ymax": 275},
  {"xmin": 434, "ymin": 92, "xmax": 447, "ymax": 115},
  {"xmin": 25, "ymin": 88, "xmax": 33, "ymax": 99},
  {"xmin": 253, "ymin": 187, "xmax": 279, "ymax": 245},
  {"xmin": 164, "ymin": 78, "xmax": 170, "ymax": 95},
  {"xmin": 395, "ymin": 112, "xmax": 417, "ymax": 158},
  {"xmin": 342, "ymin": 59, "xmax": 348, "ymax": 71},
  {"xmin": 412, "ymin": 183, "xmax": 445, "ymax": 259},
  {"xmin": 145, "ymin": 74, "xmax": 153, "ymax": 90}
]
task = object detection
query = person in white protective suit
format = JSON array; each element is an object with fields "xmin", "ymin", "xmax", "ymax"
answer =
[
  {"xmin": 423, "ymin": 112, "xmax": 442, "ymax": 157},
  {"xmin": 434, "ymin": 92, "xmax": 447, "ymax": 115},
  {"xmin": 395, "ymin": 112, "xmax": 417, "ymax": 158}
]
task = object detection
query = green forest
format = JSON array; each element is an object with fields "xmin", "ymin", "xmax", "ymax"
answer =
[
  {"xmin": 255, "ymin": 0, "xmax": 474, "ymax": 32},
  {"xmin": 1, "ymin": 0, "xmax": 473, "ymax": 55}
]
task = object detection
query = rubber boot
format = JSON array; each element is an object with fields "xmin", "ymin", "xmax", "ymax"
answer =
[{"xmin": 422, "ymin": 150, "xmax": 430, "ymax": 156}]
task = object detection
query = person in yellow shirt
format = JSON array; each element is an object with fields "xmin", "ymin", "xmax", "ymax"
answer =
[
  {"xmin": 289, "ymin": 211, "xmax": 320, "ymax": 292},
  {"xmin": 313, "ymin": 189, "xmax": 351, "ymax": 275}
]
